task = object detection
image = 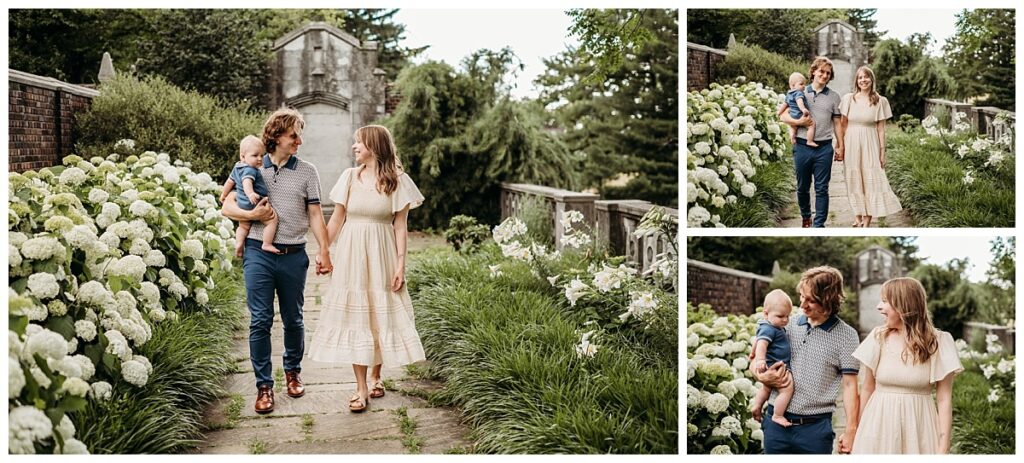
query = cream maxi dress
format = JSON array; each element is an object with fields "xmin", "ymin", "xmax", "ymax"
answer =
[
  {"xmin": 309, "ymin": 166, "xmax": 426, "ymax": 367},
  {"xmin": 851, "ymin": 327, "xmax": 963, "ymax": 454},
  {"xmin": 840, "ymin": 93, "xmax": 903, "ymax": 217}
]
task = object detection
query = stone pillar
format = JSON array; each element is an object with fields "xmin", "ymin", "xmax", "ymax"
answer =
[
  {"xmin": 98, "ymin": 52, "xmax": 116, "ymax": 83},
  {"xmin": 812, "ymin": 20, "xmax": 867, "ymax": 95},
  {"xmin": 853, "ymin": 246, "xmax": 901, "ymax": 337}
]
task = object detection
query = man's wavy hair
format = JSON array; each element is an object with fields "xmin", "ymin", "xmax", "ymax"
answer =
[
  {"xmin": 798, "ymin": 266, "xmax": 845, "ymax": 317},
  {"xmin": 808, "ymin": 56, "xmax": 835, "ymax": 84},
  {"xmin": 262, "ymin": 108, "xmax": 305, "ymax": 154}
]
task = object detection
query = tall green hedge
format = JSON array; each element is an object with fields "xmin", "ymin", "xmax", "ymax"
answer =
[
  {"xmin": 75, "ymin": 75, "xmax": 266, "ymax": 182},
  {"xmin": 714, "ymin": 43, "xmax": 807, "ymax": 95}
]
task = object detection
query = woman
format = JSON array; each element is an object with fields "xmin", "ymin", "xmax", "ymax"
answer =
[
  {"xmin": 839, "ymin": 66, "xmax": 902, "ymax": 227},
  {"xmin": 308, "ymin": 125, "xmax": 426, "ymax": 413},
  {"xmin": 852, "ymin": 277, "xmax": 962, "ymax": 454}
]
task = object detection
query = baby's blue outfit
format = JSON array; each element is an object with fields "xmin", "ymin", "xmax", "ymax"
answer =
[
  {"xmin": 786, "ymin": 89, "xmax": 810, "ymax": 119},
  {"xmin": 229, "ymin": 161, "xmax": 268, "ymax": 210},
  {"xmin": 755, "ymin": 319, "xmax": 791, "ymax": 367}
]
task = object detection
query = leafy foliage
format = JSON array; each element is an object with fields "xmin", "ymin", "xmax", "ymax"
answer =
[
  {"xmin": 686, "ymin": 8, "xmax": 849, "ymax": 60},
  {"xmin": 713, "ymin": 43, "xmax": 807, "ymax": 94},
  {"xmin": 442, "ymin": 215, "xmax": 490, "ymax": 253},
  {"xmin": 687, "ymin": 236, "xmax": 893, "ymax": 279},
  {"xmin": 384, "ymin": 51, "xmax": 579, "ymax": 230},
  {"xmin": 539, "ymin": 9, "xmax": 678, "ymax": 206},
  {"xmin": 75, "ymin": 74, "xmax": 266, "ymax": 182},
  {"xmin": 872, "ymin": 36, "xmax": 956, "ymax": 119},
  {"xmin": 910, "ymin": 260, "xmax": 979, "ymax": 337},
  {"xmin": 943, "ymin": 9, "xmax": 1015, "ymax": 111}
]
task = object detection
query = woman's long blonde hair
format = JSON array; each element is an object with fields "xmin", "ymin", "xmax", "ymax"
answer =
[
  {"xmin": 355, "ymin": 125, "xmax": 403, "ymax": 196},
  {"xmin": 878, "ymin": 277, "xmax": 938, "ymax": 364},
  {"xmin": 853, "ymin": 66, "xmax": 881, "ymax": 106}
]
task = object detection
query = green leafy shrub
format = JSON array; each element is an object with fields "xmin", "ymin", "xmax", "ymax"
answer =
[
  {"xmin": 443, "ymin": 215, "xmax": 490, "ymax": 253},
  {"xmin": 714, "ymin": 43, "xmax": 807, "ymax": 95},
  {"xmin": 75, "ymin": 74, "xmax": 266, "ymax": 182},
  {"xmin": 514, "ymin": 195, "xmax": 554, "ymax": 247},
  {"xmin": 897, "ymin": 114, "xmax": 921, "ymax": 133}
]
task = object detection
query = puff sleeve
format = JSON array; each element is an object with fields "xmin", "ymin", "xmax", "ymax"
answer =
[
  {"xmin": 852, "ymin": 327, "xmax": 882, "ymax": 374},
  {"xmin": 839, "ymin": 92, "xmax": 852, "ymax": 117},
  {"xmin": 329, "ymin": 167, "xmax": 356, "ymax": 209},
  {"xmin": 929, "ymin": 330, "xmax": 964, "ymax": 383},
  {"xmin": 876, "ymin": 96, "xmax": 893, "ymax": 122},
  {"xmin": 392, "ymin": 173, "xmax": 425, "ymax": 213}
]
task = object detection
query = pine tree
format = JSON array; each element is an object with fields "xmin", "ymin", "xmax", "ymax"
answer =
[
  {"xmin": 943, "ymin": 9, "xmax": 1015, "ymax": 110},
  {"xmin": 341, "ymin": 9, "xmax": 428, "ymax": 80},
  {"xmin": 538, "ymin": 9, "xmax": 678, "ymax": 207}
]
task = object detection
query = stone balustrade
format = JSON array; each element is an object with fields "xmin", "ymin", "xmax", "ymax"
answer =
[
  {"xmin": 924, "ymin": 98, "xmax": 1015, "ymax": 143},
  {"xmin": 963, "ymin": 321, "xmax": 1016, "ymax": 355},
  {"xmin": 499, "ymin": 183, "xmax": 678, "ymax": 274}
]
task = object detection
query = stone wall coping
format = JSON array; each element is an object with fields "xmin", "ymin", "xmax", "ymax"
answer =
[
  {"xmin": 972, "ymin": 106, "xmax": 1015, "ymax": 116},
  {"xmin": 9, "ymin": 69, "xmax": 100, "ymax": 98},
  {"xmin": 686, "ymin": 42, "xmax": 728, "ymax": 56},
  {"xmin": 924, "ymin": 98, "xmax": 971, "ymax": 106},
  {"xmin": 273, "ymin": 21, "xmax": 375, "ymax": 51},
  {"xmin": 688, "ymin": 259, "xmax": 773, "ymax": 283},
  {"xmin": 965, "ymin": 321, "xmax": 1015, "ymax": 331},
  {"xmin": 501, "ymin": 182, "xmax": 599, "ymax": 202}
]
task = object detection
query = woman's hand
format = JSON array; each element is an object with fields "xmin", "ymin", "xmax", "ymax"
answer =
[
  {"xmin": 880, "ymin": 151, "xmax": 887, "ymax": 168},
  {"xmin": 390, "ymin": 266, "xmax": 405, "ymax": 292}
]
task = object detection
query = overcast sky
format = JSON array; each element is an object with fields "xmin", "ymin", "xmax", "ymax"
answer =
[
  {"xmin": 394, "ymin": 9, "xmax": 577, "ymax": 100},
  {"xmin": 872, "ymin": 9, "xmax": 960, "ymax": 56},
  {"xmin": 913, "ymin": 236, "xmax": 1004, "ymax": 283}
]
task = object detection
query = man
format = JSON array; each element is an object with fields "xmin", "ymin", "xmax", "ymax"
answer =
[
  {"xmin": 221, "ymin": 108, "xmax": 333, "ymax": 414},
  {"xmin": 782, "ymin": 57, "xmax": 845, "ymax": 228},
  {"xmin": 751, "ymin": 266, "xmax": 860, "ymax": 454}
]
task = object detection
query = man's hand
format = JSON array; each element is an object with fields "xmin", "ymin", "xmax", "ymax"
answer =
[
  {"xmin": 315, "ymin": 251, "xmax": 333, "ymax": 275},
  {"xmin": 250, "ymin": 198, "xmax": 275, "ymax": 222},
  {"xmin": 756, "ymin": 362, "xmax": 791, "ymax": 389},
  {"xmin": 834, "ymin": 145, "xmax": 845, "ymax": 162}
]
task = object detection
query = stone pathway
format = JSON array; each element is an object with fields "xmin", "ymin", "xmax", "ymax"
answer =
[
  {"xmin": 197, "ymin": 232, "xmax": 472, "ymax": 454},
  {"xmin": 778, "ymin": 160, "xmax": 913, "ymax": 228}
]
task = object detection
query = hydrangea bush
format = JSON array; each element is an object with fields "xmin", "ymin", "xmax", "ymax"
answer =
[
  {"xmin": 956, "ymin": 334, "xmax": 1015, "ymax": 403},
  {"xmin": 921, "ymin": 111, "xmax": 1015, "ymax": 186},
  {"xmin": 8, "ymin": 145, "xmax": 235, "ymax": 454},
  {"xmin": 490, "ymin": 208, "xmax": 678, "ymax": 360},
  {"xmin": 686, "ymin": 302, "xmax": 764, "ymax": 454},
  {"xmin": 686, "ymin": 81, "xmax": 790, "ymax": 227}
]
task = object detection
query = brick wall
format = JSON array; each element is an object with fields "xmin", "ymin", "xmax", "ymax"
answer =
[
  {"xmin": 384, "ymin": 82, "xmax": 402, "ymax": 115},
  {"xmin": 686, "ymin": 259, "xmax": 771, "ymax": 315},
  {"xmin": 687, "ymin": 42, "xmax": 728, "ymax": 92},
  {"xmin": 8, "ymin": 70, "xmax": 98, "ymax": 172}
]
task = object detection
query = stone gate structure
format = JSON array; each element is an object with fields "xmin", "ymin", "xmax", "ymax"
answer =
[
  {"xmin": 269, "ymin": 22, "xmax": 387, "ymax": 213},
  {"xmin": 812, "ymin": 20, "xmax": 867, "ymax": 95}
]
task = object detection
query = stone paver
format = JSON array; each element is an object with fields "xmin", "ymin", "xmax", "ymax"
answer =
[
  {"xmin": 779, "ymin": 160, "xmax": 913, "ymax": 228},
  {"xmin": 198, "ymin": 232, "xmax": 472, "ymax": 454}
]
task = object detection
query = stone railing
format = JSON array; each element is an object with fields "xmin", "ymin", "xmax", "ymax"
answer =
[
  {"xmin": 963, "ymin": 321, "xmax": 1016, "ymax": 355},
  {"xmin": 924, "ymin": 98, "xmax": 1015, "ymax": 142},
  {"xmin": 499, "ymin": 183, "xmax": 678, "ymax": 274}
]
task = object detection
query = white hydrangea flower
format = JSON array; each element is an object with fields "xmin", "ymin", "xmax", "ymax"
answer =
[
  {"xmin": 128, "ymin": 199, "xmax": 157, "ymax": 219},
  {"xmin": 138, "ymin": 282, "xmax": 161, "ymax": 306},
  {"xmin": 58, "ymin": 167, "xmax": 88, "ymax": 186},
  {"xmin": 128, "ymin": 238, "xmax": 151, "ymax": 256},
  {"xmin": 9, "ymin": 358, "xmax": 26, "ymax": 398},
  {"xmin": 194, "ymin": 288, "xmax": 209, "ymax": 305},
  {"xmin": 8, "ymin": 405, "xmax": 54, "ymax": 454},
  {"xmin": 60, "ymin": 377, "xmax": 90, "ymax": 397},
  {"xmin": 60, "ymin": 438, "xmax": 89, "ymax": 454},
  {"xmin": 88, "ymin": 188, "xmax": 110, "ymax": 204},
  {"xmin": 77, "ymin": 281, "xmax": 113, "ymax": 307},
  {"xmin": 122, "ymin": 189, "xmax": 139, "ymax": 202},
  {"xmin": 24, "ymin": 328, "xmax": 68, "ymax": 361},
  {"xmin": 168, "ymin": 282, "xmax": 188, "ymax": 299},
  {"xmin": 27, "ymin": 273, "xmax": 61, "ymax": 300},
  {"xmin": 104, "ymin": 330, "xmax": 132, "ymax": 361},
  {"xmin": 65, "ymin": 225, "xmax": 99, "ymax": 251},
  {"xmin": 30, "ymin": 366, "xmax": 52, "ymax": 388},
  {"xmin": 20, "ymin": 236, "xmax": 65, "ymax": 261},
  {"xmin": 10, "ymin": 244, "xmax": 23, "ymax": 267},
  {"xmin": 181, "ymin": 239, "xmax": 205, "ymax": 260},
  {"xmin": 143, "ymin": 249, "xmax": 166, "ymax": 267},
  {"xmin": 90, "ymin": 381, "xmax": 113, "ymax": 400},
  {"xmin": 704, "ymin": 392, "xmax": 730, "ymax": 414},
  {"xmin": 121, "ymin": 359, "xmax": 149, "ymax": 386},
  {"xmin": 107, "ymin": 255, "xmax": 147, "ymax": 281}
]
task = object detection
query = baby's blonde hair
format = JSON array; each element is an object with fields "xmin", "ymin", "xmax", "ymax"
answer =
[
  {"xmin": 239, "ymin": 135, "xmax": 265, "ymax": 160},
  {"xmin": 789, "ymin": 72, "xmax": 807, "ymax": 88}
]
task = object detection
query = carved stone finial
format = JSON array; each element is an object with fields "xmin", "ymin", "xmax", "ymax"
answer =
[{"xmin": 98, "ymin": 52, "xmax": 116, "ymax": 83}]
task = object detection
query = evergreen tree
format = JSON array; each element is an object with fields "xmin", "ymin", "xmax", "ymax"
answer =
[
  {"xmin": 943, "ymin": 9, "xmax": 1015, "ymax": 110},
  {"xmin": 872, "ymin": 36, "xmax": 955, "ymax": 118},
  {"xmin": 846, "ymin": 9, "xmax": 885, "ymax": 58},
  {"xmin": 687, "ymin": 9, "xmax": 848, "ymax": 60},
  {"xmin": 538, "ymin": 9, "xmax": 678, "ymax": 207},
  {"xmin": 341, "ymin": 9, "xmax": 428, "ymax": 81},
  {"xmin": 384, "ymin": 51, "xmax": 579, "ymax": 230}
]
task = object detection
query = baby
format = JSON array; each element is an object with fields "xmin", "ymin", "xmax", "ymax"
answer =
[
  {"xmin": 219, "ymin": 135, "xmax": 280, "ymax": 256},
  {"xmin": 778, "ymin": 72, "xmax": 818, "ymax": 147},
  {"xmin": 750, "ymin": 289, "xmax": 795, "ymax": 427}
]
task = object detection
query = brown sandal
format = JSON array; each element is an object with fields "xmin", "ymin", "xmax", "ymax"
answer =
[
  {"xmin": 348, "ymin": 393, "xmax": 369, "ymax": 413},
  {"xmin": 370, "ymin": 379, "xmax": 386, "ymax": 399}
]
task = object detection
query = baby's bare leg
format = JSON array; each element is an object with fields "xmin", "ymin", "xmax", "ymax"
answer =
[
  {"xmin": 771, "ymin": 371, "xmax": 795, "ymax": 427},
  {"xmin": 806, "ymin": 120, "xmax": 818, "ymax": 147},
  {"xmin": 789, "ymin": 124, "xmax": 798, "ymax": 144},
  {"xmin": 235, "ymin": 221, "xmax": 252, "ymax": 257},
  {"xmin": 261, "ymin": 214, "xmax": 282, "ymax": 254},
  {"xmin": 750, "ymin": 381, "xmax": 771, "ymax": 419}
]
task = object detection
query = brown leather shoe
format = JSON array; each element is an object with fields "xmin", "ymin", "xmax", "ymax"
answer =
[
  {"xmin": 285, "ymin": 370, "xmax": 305, "ymax": 398},
  {"xmin": 801, "ymin": 217, "xmax": 812, "ymax": 228},
  {"xmin": 255, "ymin": 385, "xmax": 274, "ymax": 414}
]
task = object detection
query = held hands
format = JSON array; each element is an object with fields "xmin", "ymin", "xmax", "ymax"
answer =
[
  {"xmin": 834, "ymin": 145, "xmax": 845, "ymax": 162},
  {"xmin": 837, "ymin": 431, "xmax": 855, "ymax": 454},
  {"xmin": 315, "ymin": 251, "xmax": 333, "ymax": 275}
]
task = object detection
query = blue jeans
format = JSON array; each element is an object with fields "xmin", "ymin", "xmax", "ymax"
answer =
[
  {"xmin": 762, "ymin": 405, "xmax": 835, "ymax": 454},
  {"xmin": 243, "ymin": 238, "xmax": 308, "ymax": 388},
  {"xmin": 793, "ymin": 138, "xmax": 833, "ymax": 227}
]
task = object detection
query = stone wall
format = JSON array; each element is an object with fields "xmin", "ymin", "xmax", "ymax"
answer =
[
  {"xmin": 686, "ymin": 259, "xmax": 772, "ymax": 315},
  {"xmin": 924, "ymin": 98, "xmax": 1016, "ymax": 144},
  {"xmin": 9, "ymin": 70, "xmax": 99, "ymax": 172},
  {"xmin": 686, "ymin": 42, "xmax": 728, "ymax": 92}
]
